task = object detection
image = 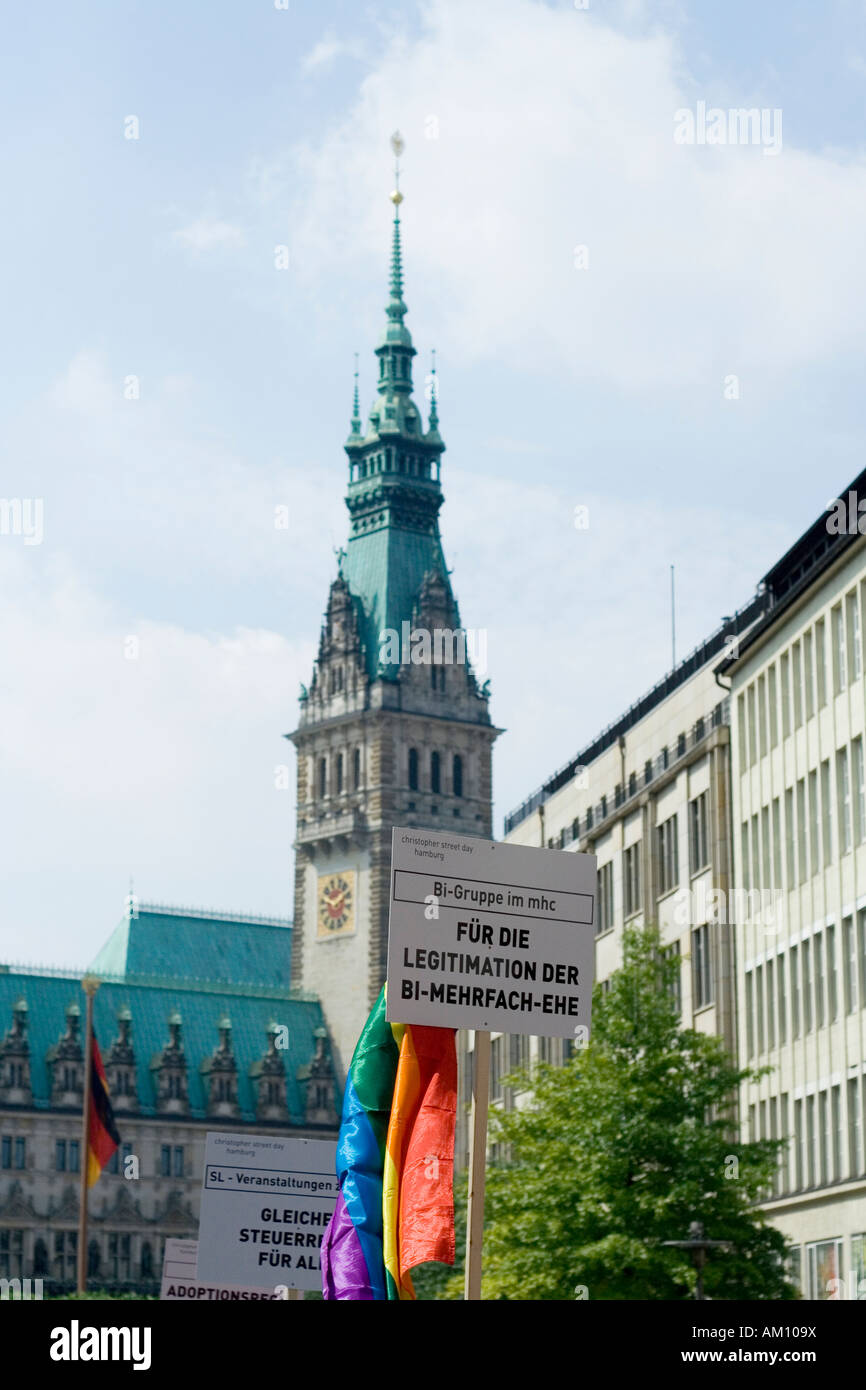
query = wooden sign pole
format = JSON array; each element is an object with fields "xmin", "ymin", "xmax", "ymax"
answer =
[{"xmin": 463, "ymin": 1028, "xmax": 491, "ymax": 1302}]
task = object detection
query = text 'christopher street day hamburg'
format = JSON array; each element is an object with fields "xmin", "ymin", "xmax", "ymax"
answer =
[{"xmin": 385, "ymin": 828, "xmax": 597, "ymax": 1038}]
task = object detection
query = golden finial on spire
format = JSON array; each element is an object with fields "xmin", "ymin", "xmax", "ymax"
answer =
[{"xmin": 390, "ymin": 130, "xmax": 404, "ymax": 206}]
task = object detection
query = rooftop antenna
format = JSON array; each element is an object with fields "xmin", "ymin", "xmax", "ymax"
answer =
[{"xmin": 671, "ymin": 564, "xmax": 676, "ymax": 669}]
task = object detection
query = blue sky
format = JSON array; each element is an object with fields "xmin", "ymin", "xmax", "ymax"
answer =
[{"xmin": 2, "ymin": 0, "xmax": 866, "ymax": 969}]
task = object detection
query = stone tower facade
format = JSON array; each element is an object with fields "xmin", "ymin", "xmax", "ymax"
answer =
[{"xmin": 290, "ymin": 178, "xmax": 499, "ymax": 1077}]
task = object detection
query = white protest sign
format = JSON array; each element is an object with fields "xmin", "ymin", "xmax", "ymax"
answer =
[
  {"xmin": 386, "ymin": 828, "xmax": 596, "ymax": 1038},
  {"xmin": 160, "ymin": 1237, "xmax": 287, "ymax": 1301},
  {"xmin": 196, "ymin": 1132, "xmax": 338, "ymax": 1290}
]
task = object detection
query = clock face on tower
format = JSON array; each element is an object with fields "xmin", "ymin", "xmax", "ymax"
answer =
[{"xmin": 317, "ymin": 871, "xmax": 356, "ymax": 938}]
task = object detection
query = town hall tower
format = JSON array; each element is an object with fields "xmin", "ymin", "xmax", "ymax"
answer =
[{"xmin": 289, "ymin": 141, "xmax": 499, "ymax": 1074}]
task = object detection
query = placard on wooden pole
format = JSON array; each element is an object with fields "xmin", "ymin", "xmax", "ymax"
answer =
[{"xmin": 463, "ymin": 1029, "xmax": 491, "ymax": 1302}]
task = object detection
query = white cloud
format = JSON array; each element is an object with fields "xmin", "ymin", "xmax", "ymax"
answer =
[
  {"xmin": 0, "ymin": 549, "xmax": 313, "ymax": 967},
  {"xmin": 173, "ymin": 218, "xmax": 246, "ymax": 253},
  {"xmin": 301, "ymin": 29, "xmax": 366, "ymax": 73},
  {"xmin": 287, "ymin": 0, "xmax": 866, "ymax": 388}
]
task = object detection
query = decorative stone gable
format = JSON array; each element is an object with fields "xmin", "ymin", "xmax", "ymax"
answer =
[
  {"xmin": 201, "ymin": 1016, "xmax": 240, "ymax": 1118},
  {"xmin": 105, "ymin": 1007, "xmax": 138, "ymax": 1113},
  {"xmin": 47, "ymin": 1004, "xmax": 83, "ymax": 1108},
  {"xmin": 250, "ymin": 1022, "xmax": 289, "ymax": 1123},
  {"xmin": 0, "ymin": 998, "xmax": 32, "ymax": 1106},
  {"xmin": 297, "ymin": 1026, "xmax": 338, "ymax": 1128},
  {"xmin": 150, "ymin": 1012, "xmax": 189, "ymax": 1115}
]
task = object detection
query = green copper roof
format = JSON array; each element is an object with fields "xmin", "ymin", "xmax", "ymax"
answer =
[
  {"xmin": 0, "ymin": 968, "xmax": 324, "ymax": 1122},
  {"xmin": 90, "ymin": 904, "xmax": 293, "ymax": 990}
]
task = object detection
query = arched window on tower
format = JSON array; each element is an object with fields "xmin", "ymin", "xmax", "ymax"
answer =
[
  {"xmin": 408, "ymin": 748, "xmax": 419, "ymax": 792},
  {"xmin": 453, "ymin": 754, "xmax": 463, "ymax": 798},
  {"xmin": 353, "ymin": 748, "xmax": 361, "ymax": 790},
  {"xmin": 431, "ymin": 751, "xmax": 441, "ymax": 795},
  {"xmin": 319, "ymin": 757, "xmax": 327, "ymax": 798}
]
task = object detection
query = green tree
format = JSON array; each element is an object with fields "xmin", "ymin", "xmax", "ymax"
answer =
[{"xmin": 448, "ymin": 923, "xmax": 794, "ymax": 1300}]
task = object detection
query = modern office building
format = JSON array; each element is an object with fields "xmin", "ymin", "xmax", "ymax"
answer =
[{"xmin": 719, "ymin": 469, "xmax": 866, "ymax": 1301}]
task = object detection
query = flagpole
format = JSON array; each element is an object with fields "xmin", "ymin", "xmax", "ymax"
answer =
[
  {"xmin": 463, "ymin": 1028, "xmax": 490, "ymax": 1301},
  {"xmin": 77, "ymin": 975, "xmax": 99, "ymax": 1294}
]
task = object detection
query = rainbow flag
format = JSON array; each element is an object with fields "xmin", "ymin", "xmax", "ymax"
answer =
[
  {"xmin": 87, "ymin": 1030, "xmax": 120, "ymax": 1187},
  {"xmin": 321, "ymin": 987, "xmax": 457, "ymax": 1301}
]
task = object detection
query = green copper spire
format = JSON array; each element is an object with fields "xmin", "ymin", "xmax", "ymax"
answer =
[
  {"xmin": 339, "ymin": 132, "xmax": 453, "ymax": 681},
  {"xmin": 428, "ymin": 349, "xmax": 439, "ymax": 432},
  {"xmin": 347, "ymin": 352, "xmax": 362, "ymax": 442}
]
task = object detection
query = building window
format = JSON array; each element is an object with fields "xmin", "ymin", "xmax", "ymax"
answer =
[
  {"xmin": 792, "ymin": 642, "xmax": 803, "ymax": 728},
  {"xmin": 796, "ymin": 779, "xmax": 807, "ymax": 882},
  {"xmin": 766, "ymin": 958, "xmax": 775, "ymax": 1049},
  {"xmin": 768, "ymin": 665, "xmax": 778, "ymax": 746},
  {"xmin": 56, "ymin": 1139, "xmax": 67, "ymax": 1172},
  {"xmin": 353, "ymin": 747, "xmax": 361, "ymax": 790},
  {"xmin": 490, "ymin": 1036, "xmax": 502, "ymax": 1101},
  {"xmin": 689, "ymin": 793, "xmax": 709, "ymax": 873},
  {"xmin": 747, "ymin": 685, "xmax": 757, "ymax": 764},
  {"xmin": 806, "ymin": 1239, "xmax": 843, "ymax": 1301},
  {"xmin": 0, "ymin": 1230, "xmax": 23, "ymax": 1280},
  {"xmin": 336, "ymin": 752, "xmax": 344, "ymax": 794},
  {"xmin": 816, "ymin": 618, "xmax": 827, "ymax": 706},
  {"xmin": 623, "ymin": 843, "xmax": 641, "ymax": 917},
  {"xmin": 431, "ymin": 751, "xmax": 441, "ymax": 795},
  {"xmin": 780, "ymin": 652, "xmax": 790, "ymax": 736},
  {"xmin": 54, "ymin": 1231, "xmax": 77, "ymax": 1282},
  {"xmin": 661, "ymin": 941, "xmax": 681, "ymax": 1016},
  {"xmin": 814, "ymin": 932, "xmax": 825, "ymax": 1030},
  {"xmin": 838, "ymin": 748, "xmax": 852, "ymax": 855},
  {"xmin": 160, "ymin": 1145, "xmax": 171, "ymax": 1178},
  {"xmin": 741, "ymin": 821, "xmax": 750, "ymax": 891},
  {"xmin": 804, "ymin": 632, "xmax": 814, "ymax": 720},
  {"xmin": 854, "ymin": 739, "xmax": 865, "ymax": 843},
  {"xmin": 790, "ymin": 945, "xmax": 800, "ymax": 1039},
  {"xmin": 784, "ymin": 788, "xmax": 795, "ymax": 887},
  {"xmin": 827, "ymin": 924, "xmax": 838, "ymax": 1023},
  {"xmin": 597, "ymin": 862, "xmax": 614, "ymax": 935},
  {"xmin": 833, "ymin": 604, "xmax": 847, "ymax": 693},
  {"xmin": 755, "ymin": 964, "xmax": 764, "ymax": 1051},
  {"xmin": 318, "ymin": 757, "xmax": 327, "ymax": 798},
  {"xmin": 656, "ymin": 814, "xmax": 678, "ymax": 897},
  {"xmin": 771, "ymin": 797, "xmax": 782, "ymax": 892},
  {"xmin": 808, "ymin": 771, "xmax": 819, "ymax": 880},
  {"xmin": 847, "ymin": 590, "xmax": 862, "ymax": 681},
  {"xmin": 844, "ymin": 916, "xmax": 858, "ymax": 1013},
  {"xmin": 13, "ymin": 1137, "xmax": 25, "ymax": 1170},
  {"xmin": 453, "ymin": 754, "xmax": 463, "ymax": 798},
  {"xmin": 509, "ymin": 1034, "xmax": 528, "ymax": 1076},
  {"xmin": 777, "ymin": 953, "xmax": 787, "ymax": 1044},
  {"xmin": 745, "ymin": 972, "xmax": 754, "ymax": 1055},
  {"xmin": 173, "ymin": 1146, "xmax": 184, "ymax": 1178},
  {"xmin": 408, "ymin": 747, "xmax": 419, "ymax": 791},
  {"xmin": 821, "ymin": 759, "xmax": 833, "ymax": 866},
  {"xmin": 803, "ymin": 939, "xmax": 813, "ymax": 1033},
  {"xmin": 692, "ymin": 925, "xmax": 713, "ymax": 1009},
  {"xmin": 849, "ymin": 1078, "xmax": 863, "ymax": 1176}
]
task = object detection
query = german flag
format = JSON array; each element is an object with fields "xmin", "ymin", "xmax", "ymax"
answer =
[{"xmin": 87, "ymin": 1031, "xmax": 120, "ymax": 1187}]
